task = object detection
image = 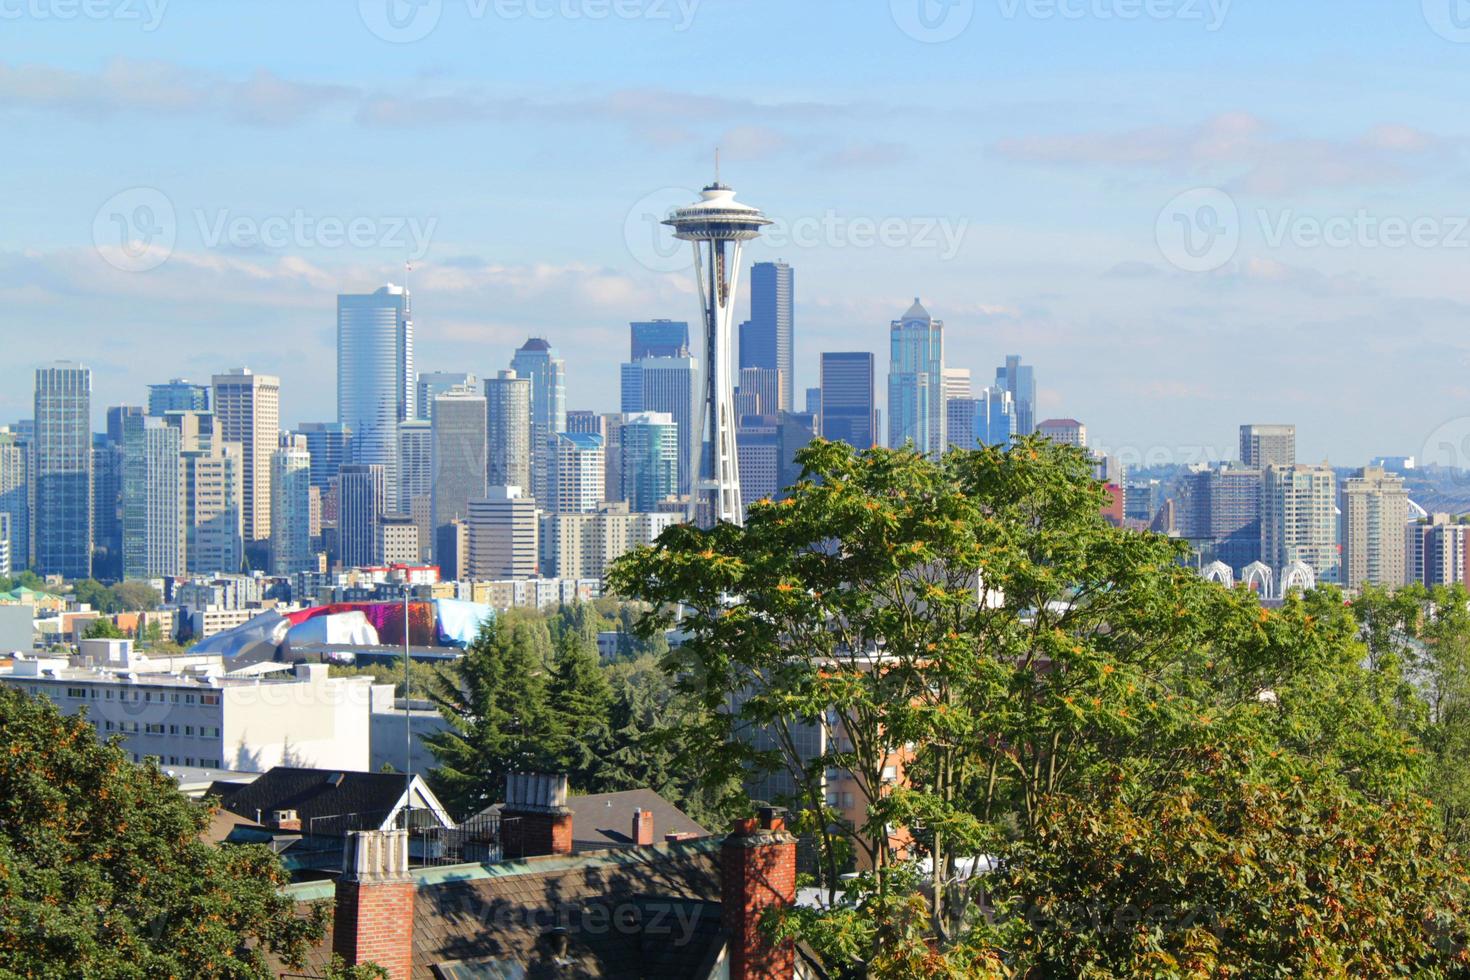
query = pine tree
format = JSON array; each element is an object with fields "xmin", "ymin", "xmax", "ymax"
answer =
[{"xmin": 546, "ymin": 627, "xmax": 614, "ymax": 789}]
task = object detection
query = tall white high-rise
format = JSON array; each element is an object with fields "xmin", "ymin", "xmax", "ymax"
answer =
[
  {"xmin": 121, "ymin": 415, "xmax": 185, "ymax": 580},
  {"xmin": 510, "ymin": 339, "xmax": 565, "ymax": 504},
  {"xmin": 484, "ymin": 370, "xmax": 533, "ymax": 495},
  {"xmin": 416, "ymin": 371, "xmax": 477, "ymax": 422},
  {"xmin": 0, "ymin": 429, "xmax": 30, "ymax": 572},
  {"xmin": 338, "ymin": 284, "xmax": 414, "ymax": 506},
  {"xmin": 398, "ymin": 419, "xmax": 432, "ymax": 517},
  {"xmin": 547, "ymin": 432, "xmax": 605, "ymax": 514},
  {"xmin": 211, "ymin": 368, "xmax": 280, "ymax": 543},
  {"xmin": 888, "ymin": 299, "xmax": 945, "ymax": 457},
  {"xmin": 1340, "ymin": 466, "xmax": 1408, "ymax": 590},
  {"xmin": 271, "ymin": 435, "xmax": 313, "ymax": 575},
  {"xmin": 1262, "ymin": 464, "xmax": 1339, "ymax": 584},
  {"xmin": 664, "ymin": 179, "xmax": 772, "ymax": 526}
]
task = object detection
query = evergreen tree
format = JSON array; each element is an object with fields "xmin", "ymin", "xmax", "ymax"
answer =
[{"xmin": 547, "ymin": 627, "xmax": 614, "ymax": 789}]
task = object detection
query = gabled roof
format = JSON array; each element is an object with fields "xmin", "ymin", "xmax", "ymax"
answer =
[
  {"xmin": 476, "ymin": 788, "xmax": 711, "ymax": 853},
  {"xmin": 210, "ymin": 766, "xmax": 452, "ymax": 834}
]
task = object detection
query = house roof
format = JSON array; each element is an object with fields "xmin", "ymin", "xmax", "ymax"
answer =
[
  {"xmin": 479, "ymin": 789, "xmax": 711, "ymax": 853},
  {"xmin": 278, "ymin": 838, "xmax": 727, "ymax": 979},
  {"xmin": 209, "ymin": 766, "xmax": 451, "ymax": 834}
]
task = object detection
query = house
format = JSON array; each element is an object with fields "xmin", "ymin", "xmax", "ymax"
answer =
[{"xmin": 477, "ymin": 786, "xmax": 710, "ymax": 855}]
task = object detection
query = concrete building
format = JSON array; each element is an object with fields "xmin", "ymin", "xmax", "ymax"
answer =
[
  {"xmin": 271, "ymin": 435, "xmax": 313, "ymax": 575},
  {"xmin": 511, "ymin": 338, "xmax": 566, "ymax": 505},
  {"xmin": 620, "ymin": 411, "xmax": 679, "ymax": 512},
  {"xmin": 339, "ymin": 464, "xmax": 386, "ymax": 569},
  {"xmin": 431, "ymin": 388, "xmax": 488, "ymax": 535},
  {"xmin": 1340, "ymin": 465, "xmax": 1408, "ymax": 590},
  {"xmin": 1037, "ymin": 418, "xmax": 1087, "ymax": 448},
  {"xmin": 121, "ymin": 415, "xmax": 185, "ymax": 580},
  {"xmin": 887, "ymin": 299, "xmax": 945, "ymax": 457},
  {"xmin": 0, "ymin": 642, "xmax": 375, "ymax": 771},
  {"xmin": 1262, "ymin": 464, "xmax": 1338, "ymax": 584},
  {"xmin": 34, "ymin": 362, "xmax": 92, "ymax": 579},
  {"xmin": 1241, "ymin": 424, "xmax": 1296, "ymax": 469},
  {"xmin": 1407, "ymin": 515, "xmax": 1466, "ymax": 586},
  {"xmin": 212, "ymin": 368, "xmax": 280, "ymax": 543},
  {"xmin": 415, "ymin": 371, "xmax": 477, "ymax": 422},
  {"xmin": 186, "ymin": 441, "xmax": 245, "ymax": 576},
  {"xmin": 467, "ymin": 487, "xmax": 539, "ymax": 580},
  {"xmin": 381, "ymin": 515, "xmax": 421, "ymax": 567},
  {"xmin": 397, "ymin": 419, "xmax": 432, "ymax": 518},
  {"xmin": 539, "ymin": 504, "xmax": 680, "ymax": 581},
  {"xmin": 484, "ymin": 369, "xmax": 533, "ymax": 497},
  {"xmin": 338, "ymin": 284, "xmax": 415, "ymax": 506},
  {"xmin": 547, "ymin": 432, "xmax": 605, "ymax": 514}
]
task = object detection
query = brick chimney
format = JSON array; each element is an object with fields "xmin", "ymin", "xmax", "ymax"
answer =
[
  {"xmin": 721, "ymin": 806, "xmax": 797, "ymax": 980},
  {"xmin": 271, "ymin": 808, "xmax": 301, "ymax": 832},
  {"xmin": 632, "ymin": 808, "xmax": 654, "ymax": 846},
  {"xmin": 333, "ymin": 829, "xmax": 414, "ymax": 980},
  {"xmin": 500, "ymin": 773, "xmax": 573, "ymax": 858}
]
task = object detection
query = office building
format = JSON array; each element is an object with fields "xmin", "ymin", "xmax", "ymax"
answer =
[
  {"xmin": 467, "ymin": 487, "xmax": 539, "ymax": 580},
  {"xmin": 945, "ymin": 398, "xmax": 980, "ymax": 451},
  {"xmin": 397, "ymin": 419, "xmax": 432, "ymax": 519},
  {"xmin": 381, "ymin": 515, "xmax": 420, "ymax": 567},
  {"xmin": 1176, "ymin": 464, "xmax": 1263, "ymax": 569},
  {"xmin": 431, "ymin": 388, "xmax": 488, "ymax": 535},
  {"xmin": 630, "ymin": 320, "xmax": 690, "ymax": 360},
  {"xmin": 1241, "ymin": 424, "xmax": 1296, "ymax": 469},
  {"xmin": 740, "ymin": 261, "xmax": 794, "ymax": 412},
  {"xmin": 978, "ymin": 387, "xmax": 1017, "ymax": 447},
  {"xmin": 1038, "ymin": 418, "xmax": 1087, "ymax": 448},
  {"xmin": 34, "ymin": 362, "xmax": 92, "ymax": 579},
  {"xmin": 819, "ymin": 352, "xmax": 877, "ymax": 449},
  {"xmin": 539, "ymin": 505, "xmax": 680, "ymax": 581},
  {"xmin": 416, "ymin": 371, "xmax": 477, "ymax": 422},
  {"xmin": 484, "ymin": 370, "xmax": 533, "ymax": 495},
  {"xmin": 1340, "ymin": 466, "xmax": 1408, "ymax": 590},
  {"xmin": 622, "ymin": 356, "xmax": 698, "ymax": 496},
  {"xmin": 1407, "ymin": 515, "xmax": 1466, "ymax": 586},
  {"xmin": 548, "ymin": 432, "xmax": 605, "ymax": 514},
  {"xmin": 805, "ymin": 387, "xmax": 821, "ymax": 417},
  {"xmin": 1262, "ymin": 464, "xmax": 1338, "ymax": 584},
  {"xmin": 338, "ymin": 284, "xmax": 415, "ymax": 506},
  {"xmin": 620, "ymin": 412, "xmax": 679, "ymax": 512},
  {"xmin": 186, "ymin": 440, "xmax": 244, "ymax": 576},
  {"xmin": 510, "ymin": 338, "xmax": 566, "ymax": 504},
  {"xmin": 271, "ymin": 435, "xmax": 313, "ymax": 575},
  {"xmin": 212, "ymin": 368, "xmax": 279, "ymax": 543},
  {"xmin": 147, "ymin": 379, "xmax": 209, "ymax": 416},
  {"xmin": 121, "ymin": 415, "xmax": 185, "ymax": 580},
  {"xmin": 297, "ymin": 422, "xmax": 352, "ymax": 492},
  {"xmin": 994, "ymin": 356, "xmax": 1037, "ymax": 437},
  {"xmin": 91, "ymin": 434, "xmax": 124, "ymax": 582},
  {"xmin": 888, "ymin": 299, "xmax": 945, "ymax": 456},
  {"xmin": 0, "ymin": 429, "xmax": 30, "ymax": 572},
  {"xmin": 942, "ymin": 367, "xmax": 971, "ymax": 402},
  {"xmin": 736, "ymin": 367, "xmax": 783, "ymax": 418},
  {"xmin": 339, "ymin": 464, "xmax": 386, "ymax": 569}
]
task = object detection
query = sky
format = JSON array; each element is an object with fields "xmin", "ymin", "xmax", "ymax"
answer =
[{"xmin": 4, "ymin": 0, "xmax": 1470, "ymax": 468}]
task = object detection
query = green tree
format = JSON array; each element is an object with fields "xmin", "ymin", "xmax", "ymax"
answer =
[
  {"xmin": 113, "ymin": 581, "xmax": 162, "ymax": 612},
  {"xmin": 0, "ymin": 686, "xmax": 338, "ymax": 977},
  {"xmin": 426, "ymin": 618, "xmax": 561, "ymax": 816},
  {"xmin": 72, "ymin": 578, "xmax": 119, "ymax": 613},
  {"xmin": 546, "ymin": 626, "xmax": 614, "ymax": 789},
  {"xmin": 83, "ymin": 616, "xmax": 126, "ymax": 640}
]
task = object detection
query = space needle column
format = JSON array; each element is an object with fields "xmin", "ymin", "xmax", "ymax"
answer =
[{"xmin": 663, "ymin": 179, "xmax": 772, "ymax": 527}]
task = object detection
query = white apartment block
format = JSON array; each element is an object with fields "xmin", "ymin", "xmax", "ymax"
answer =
[
  {"xmin": 539, "ymin": 505, "xmax": 680, "ymax": 581},
  {"xmin": 1, "ymin": 639, "xmax": 374, "ymax": 771}
]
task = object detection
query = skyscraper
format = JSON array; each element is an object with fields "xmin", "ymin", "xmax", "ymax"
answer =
[
  {"xmin": 271, "ymin": 435, "xmax": 313, "ymax": 575},
  {"xmin": 121, "ymin": 415, "xmax": 185, "ymax": 580},
  {"xmin": 994, "ymin": 356, "xmax": 1036, "ymax": 438},
  {"xmin": 736, "ymin": 367, "xmax": 782, "ymax": 418},
  {"xmin": 431, "ymin": 387, "xmax": 488, "ymax": 536},
  {"xmin": 820, "ymin": 352, "xmax": 877, "ymax": 449},
  {"xmin": 186, "ymin": 440, "xmax": 244, "ymax": 576},
  {"xmin": 547, "ymin": 432, "xmax": 605, "ymax": 514},
  {"xmin": 1262, "ymin": 464, "xmax": 1338, "ymax": 584},
  {"xmin": 147, "ymin": 379, "xmax": 209, "ymax": 416},
  {"xmin": 397, "ymin": 419, "xmax": 432, "ymax": 517},
  {"xmin": 978, "ymin": 386, "xmax": 1017, "ymax": 447},
  {"xmin": 338, "ymin": 284, "xmax": 415, "ymax": 506},
  {"xmin": 34, "ymin": 362, "xmax": 92, "ymax": 579},
  {"xmin": 1340, "ymin": 466, "xmax": 1408, "ymax": 589},
  {"xmin": 623, "ymin": 356, "xmax": 698, "ymax": 497},
  {"xmin": 416, "ymin": 371, "xmax": 478, "ymax": 422},
  {"xmin": 484, "ymin": 370, "xmax": 533, "ymax": 495},
  {"xmin": 91, "ymin": 432, "xmax": 125, "ymax": 582},
  {"xmin": 297, "ymin": 422, "xmax": 352, "ymax": 493},
  {"xmin": 510, "ymin": 338, "xmax": 566, "ymax": 505},
  {"xmin": 1175, "ymin": 464, "xmax": 1262, "ymax": 570},
  {"xmin": 945, "ymin": 398, "xmax": 980, "ymax": 451},
  {"xmin": 621, "ymin": 412, "xmax": 679, "ymax": 512},
  {"xmin": 1037, "ymin": 419, "xmax": 1087, "ymax": 448},
  {"xmin": 467, "ymin": 486, "xmax": 539, "ymax": 580},
  {"xmin": 0, "ymin": 429, "xmax": 30, "ymax": 573},
  {"xmin": 212, "ymin": 368, "xmax": 279, "ymax": 543},
  {"xmin": 1407, "ymin": 515, "xmax": 1466, "ymax": 586},
  {"xmin": 888, "ymin": 299, "xmax": 945, "ymax": 457},
  {"xmin": 1240, "ymin": 424, "xmax": 1296, "ymax": 469},
  {"xmin": 740, "ymin": 261, "xmax": 794, "ymax": 412},
  {"xmin": 338, "ymin": 464, "xmax": 385, "ymax": 569},
  {"xmin": 630, "ymin": 320, "xmax": 691, "ymax": 360}
]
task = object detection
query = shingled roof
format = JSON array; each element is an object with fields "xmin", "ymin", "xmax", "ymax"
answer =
[{"xmin": 479, "ymin": 789, "xmax": 710, "ymax": 854}]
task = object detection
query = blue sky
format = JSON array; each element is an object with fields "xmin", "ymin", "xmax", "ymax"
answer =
[{"xmin": 5, "ymin": 0, "xmax": 1470, "ymax": 466}]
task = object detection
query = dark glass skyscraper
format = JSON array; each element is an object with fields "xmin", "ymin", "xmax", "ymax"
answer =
[
  {"xmin": 819, "ymin": 352, "xmax": 877, "ymax": 449},
  {"xmin": 739, "ymin": 261, "xmax": 794, "ymax": 412},
  {"xmin": 994, "ymin": 355, "xmax": 1037, "ymax": 437},
  {"xmin": 147, "ymin": 379, "xmax": 209, "ymax": 416},
  {"xmin": 34, "ymin": 362, "xmax": 92, "ymax": 579},
  {"xmin": 630, "ymin": 320, "xmax": 690, "ymax": 360}
]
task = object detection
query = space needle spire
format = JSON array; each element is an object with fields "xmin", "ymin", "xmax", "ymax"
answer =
[{"xmin": 664, "ymin": 172, "xmax": 772, "ymax": 527}]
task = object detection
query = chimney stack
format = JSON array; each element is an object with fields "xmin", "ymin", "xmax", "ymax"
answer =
[
  {"xmin": 632, "ymin": 808, "xmax": 654, "ymax": 846},
  {"xmin": 721, "ymin": 806, "xmax": 797, "ymax": 980},
  {"xmin": 333, "ymin": 829, "xmax": 414, "ymax": 980},
  {"xmin": 271, "ymin": 808, "xmax": 301, "ymax": 832},
  {"xmin": 500, "ymin": 773, "xmax": 573, "ymax": 858}
]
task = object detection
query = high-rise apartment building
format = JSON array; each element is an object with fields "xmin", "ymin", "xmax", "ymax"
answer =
[
  {"xmin": 510, "ymin": 338, "xmax": 566, "ymax": 505},
  {"xmin": 34, "ymin": 362, "xmax": 92, "ymax": 579},
  {"xmin": 169, "ymin": 410, "xmax": 244, "ymax": 576},
  {"xmin": 1407, "ymin": 514, "xmax": 1466, "ymax": 586},
  {"xmin": 819, "ymin": 352, "xmax": 877, "ymax": 449},
  {"xmin": 147, "ymin": 379, "xmax": 209, "ymax": 416},
  {"xmin": 622, "ymin": 356, "xmax": 698, "ymax": 496},
  {"xmin": 547, "ymin": 432, "xmax": 605, "ymax": 514},
  {"xmin": 888, "ymin": 299, "xmax": 945, "ymax": 457},
  {"xmin": 212, "ymin": 368, "xmax": 279, "ymax": 543},
  {"xmin": 271, "ymin": 435, "xmax": 313, "ymax": 576},
  {"xmin": 416, "ymin": 371, "xmax": 478, "ymax": 422},
  {"xmin": 338, "ymin": 284, "xmax": 414, "ymax": 506},
  {"xmin": 630, "ymin": 320, "xmax": 690, "ymax": 360},
  {"xmin": 620, "ymin": 412, "xmax": 679, "ymax": 512},
  {"xmin": 539, "ymin": 505, "xmax": 680, "ymax": 581},
  {"xmin": 1340, "ymin": 465, "xmax": 1408, "ymax": 590},
  {"xmin": 942, "ymin": 367, "xmax": 972, "ymax": 402},
  {"xmin": 121, "ymin": 415, "xmax": 185, "ymax": 580},
  {"xmin": 338, "ymin": 464, "xmax": 386, "ymax": 569},
  {"xmin": 1262, "ymin": 464, "xmax": 1338, "ymax": 584},
  {"xmin": 485, "ymin": 370, "xmax": 533, "ymax": 495},
  {"xmin": 0, "ymin": 429, "xmax": 30, "ymax": 573},
  {"xmin": 739, "ymin": 261, "xmax": 794, "ymax": 412},
  {"xmin": 467, "ymin": 486, "xmax": 539, "ymax": 580},
  {"xmin": 994, "ymin": 356, "xmax": 1037, "ymax": 437},
  {"xmin": 397, "ymin": 418, "xmax": 432, "ymax": 518},
  {"xmin": 1038, "ymin": 418, "xmax": 1087, "ymax": 448},
  {"xmin": 1240, "ymin": 424, "xmax": 1296, "ymax": 469},
  {"xmin": 1176, "ymin": 464, "xmax": 1263, "ymax": 569},
  {"xmin": 431, "ymin": 388, "xmax": 488, "ymax": 537}
]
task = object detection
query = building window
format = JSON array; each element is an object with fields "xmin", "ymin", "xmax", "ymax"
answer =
[
  {"xmin": 200, "ymin": 726, "xmax": 220, "ymax": 738},
  {"xmin": 66, "ymin": 688, "xmax": 85, "ymax": 699},
  {"xmin": 200, "ymin": 695, "xmax": 220, "ymax": 706},
  {"xmin": 145, "ymin": 724, "xmax": 164, "ymax": 735},
  {"xmin": 168, "ymin": 725, "xmax": 178, "ymax": 735},
  {"xmin": 185, "ymin": 694, "xmax": 195, "ymax": 704},
  {"xmin": 185, "ymin": 725, "xmax": 194, "ymax": 736}
]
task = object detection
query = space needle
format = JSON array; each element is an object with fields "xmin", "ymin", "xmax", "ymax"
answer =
[{"xmin": 663, "ymin": 171, "xmax": 772, "ymax": 527}]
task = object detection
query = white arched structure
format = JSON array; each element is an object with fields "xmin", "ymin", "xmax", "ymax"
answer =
[
  {"xmin": 1242, "ymin": 561, "xmax": 1273, "ymax": 597},
  {"xmin": 1279, "ymin": 559, "xmax": 1316, "ymax": 597},
  {"xmin": 1201, "ymin": 561, "xmax": 1234, "ymax": 588}
]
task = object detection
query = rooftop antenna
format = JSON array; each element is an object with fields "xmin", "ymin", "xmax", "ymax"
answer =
[{"xmin": 715, "ymin": 147, "xmax": 721, "ymax": 185}]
